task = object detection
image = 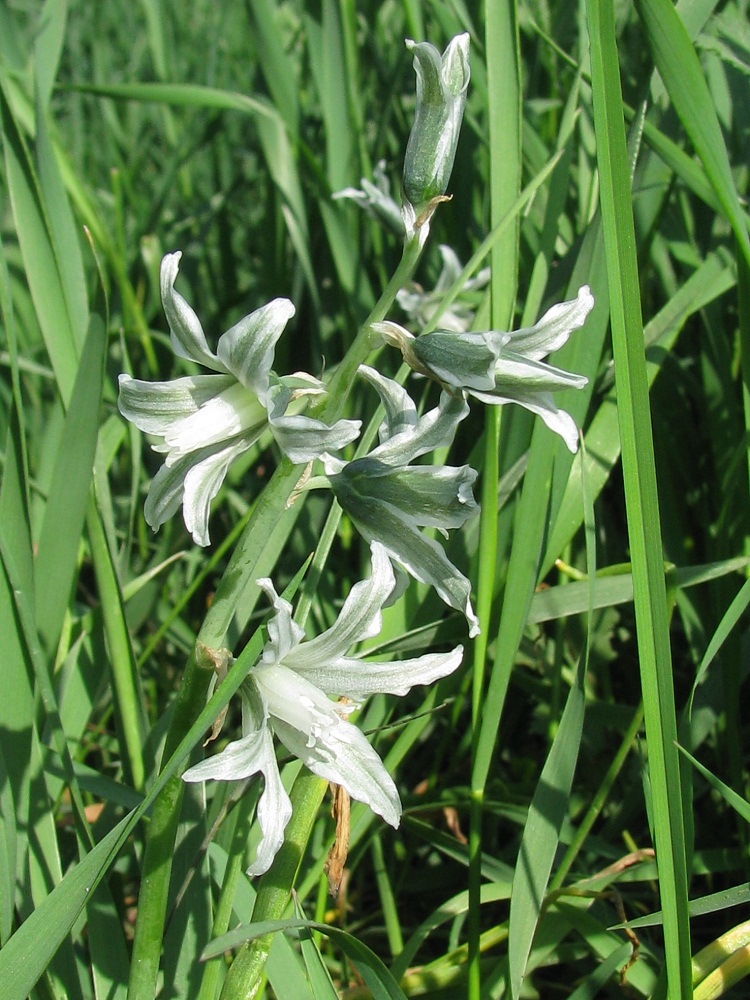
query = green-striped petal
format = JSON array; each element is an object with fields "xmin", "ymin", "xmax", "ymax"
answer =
[{"xmin": 160, "ymin": 252, "xmax": 229, "ymax": 372}]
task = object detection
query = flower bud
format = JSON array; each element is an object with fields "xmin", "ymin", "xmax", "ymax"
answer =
[{"xmin": 402, "ymin": 33, "xmax": 470, "ymax": 222}]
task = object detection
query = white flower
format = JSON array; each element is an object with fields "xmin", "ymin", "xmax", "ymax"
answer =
[
  {"xmin": 376, "ymin": 286, "xmax": 594, "ymax": 453},
  {"xmin": 182, "ymin": 542, "xmax": 463, "ymax": 876},
  {"xmin": 332, "ymin": 160, "xmax": 405, "ymax": 237},
  {"xmin": 323, "ymin": 366, "xmax": 480, "ymax": 637},
  {"xmin": 118, "ymin": 252, "xmax": 361, "ymax": 545}
]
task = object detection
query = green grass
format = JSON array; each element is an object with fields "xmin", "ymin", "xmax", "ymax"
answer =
[{"xmin": 2, "ymin": 1, "xmax": 750, "ymax": 997}]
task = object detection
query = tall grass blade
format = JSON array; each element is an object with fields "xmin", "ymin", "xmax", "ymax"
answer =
[
  {"xmin": 34, "ymin": 0, "xmax": 67, "ymax": 108},
  {"xmin": 585, "ymin": 0, "xmax": 692, "ymax": 992},
  {"xmin": 0, "ymin": 618, "xmax": 269, "ymax": 998},
  {"xmin": 34, "ymin": 316, "xmax": 105, "ymax": 659},
  {"xmin": 0, "ymin": 84, "xmax": 81, "ymax": 402},
  {"xmin": 469, "ymin": 1, "xmax": 521, "ymax": 993},
  {"xmin": 507, "ymin": 659, "xmax": 586, "ymax": 997}
]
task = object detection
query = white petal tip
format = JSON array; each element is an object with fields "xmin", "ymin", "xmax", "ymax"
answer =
[
  {"xmin": 160, "ymin": 251, "xmax": 182, "ymax": 281},
  {"xmin": 245, "ymin": 857, "xmax": 273, "ymax": 877},
  {"xmin": 269, "ymin": 297, "xmax": 296, "ymax": 322}
]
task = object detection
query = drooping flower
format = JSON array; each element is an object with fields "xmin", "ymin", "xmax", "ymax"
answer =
[
  {"xmin": 182, "ymin": 541, "xmax": 463, "ymax": 876},
  {"xmin": 397, "ymin": 244, "xmax": 491, "ymax": 334},
  {"xmin": 118, "ymin": 252, "xmax": 361, "ymax": 545},
  {"xmin": 376, "ymin": 286, "xmax": 595, "ymax": 453},
  {"xmin": 402, "ymin": 33, "xmax": 470, "ymax": 228},
  {"xmin": 322, "ymin": 365, "xmax": 480, "ymax": 637},
  {"xmin": 332, "ymin": 160, "xmax": 405, "ymax": 237}
]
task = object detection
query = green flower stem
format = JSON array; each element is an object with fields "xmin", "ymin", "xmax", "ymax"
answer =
[
  {"xmin": 128, "ymin": 461, "xmax": 301, "ymax": 1000},
  {"xmin": 219, "ymin": 773, "xmax": 328, "ymax": 1000},
  {"xmin": 128, "ymin": 233, "xmax": 429, "ymax": 999},
  {"xmin": 318, "ymin": 233, "xmax": 423, "ymax": 420},
  {"xmin": 128, "ymin": 769, "xmax": 186, "ymax": 1000}
]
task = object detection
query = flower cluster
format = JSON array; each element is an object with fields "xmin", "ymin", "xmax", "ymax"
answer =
[
  {"xmin": 334, "ymin": 35, "xmax": 470, "ymax": 245},
  {"xmin": 118, "ymin": 31, "xmax": 595, "ymax": 878}
]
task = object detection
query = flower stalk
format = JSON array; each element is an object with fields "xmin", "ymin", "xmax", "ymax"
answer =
[
  {"xmin": 219, "ymin": 772, "xmax": 329, "ymax": 1000},
  {"xmin": 126, "ymin": 234, "xmax": 434, "ymax": 999},
  {"xmin": 125, "ymin": 31, "xmax": 474, "ymax": 998}
]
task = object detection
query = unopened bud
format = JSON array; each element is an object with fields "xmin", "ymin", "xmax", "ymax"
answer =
[{"xmin": 402, "ymin": 34, "xmax": 470, "ymax": 223}]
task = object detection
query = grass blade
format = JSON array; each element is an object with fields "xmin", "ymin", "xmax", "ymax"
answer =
[
  {"xmin": 507, "ymin": 659, "xmax": 586, "ymax": 997},
  {"xmin": 634, "ymin": 0, "xmax": 750, "ymax": 270},
  {"xmin": 585, "ymin": 0, "xmax": 692, "ymax": 992},
  {"xmin": 34, "ymin": 316, "xmax": 105, "ymax": 659},
  {"xmin": 0, "ymin": 82, "xmax": 81, "ymax": 402},
  {"xmin": 469, "ymin": 1, "xmax": 521, "ymax": 994}
]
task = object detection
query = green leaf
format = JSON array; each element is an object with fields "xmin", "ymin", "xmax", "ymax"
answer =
[
  {"xmin": 586, "ymin": 0, "xmax": 692, "ymax": 991},
  {"xmin": 677, "ymin": 745, "xmax": 750, "ymax": 826},
  {"xmin": 507, "ymin": 660, "xmax": 585, "ymax": 998},
  {"xmin": 0, "ymin": 815, "xmax": 131, "ymax": 1000},
  {"xmin": 0, "ymin": 617, "xmax": 268, "ymax": 999},
  {"xmin": 33, "ymin": 0, "xmax": 68, "ymax": 109},
  {"xmin": 203, "ymin": 919, "xmax": 409, "ymax": 1000},
  {"xmin": 293, "ymin": 896, "xmax": 339, "ymax": 1000},
  {"xmin": 635, "ymin": 0, "xmax": 750, "ymax": 270},
  {"xmin": 612, "ymin": 881, "xmax": 750, "ymax": 931},
  {"xmin": 0, "ymin": 82, "xmax": 82, "ymax": 403},
  {"xmin": 66, "ymin": 80, "xmax": 275, "ymax": 119},
  {"xmin": 0, "ymin": 740, "xmax": 17, "ymax": 947},
  {"xmin": 34, "ymin": 315, "xmax": 106, "ymax": 659}
]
